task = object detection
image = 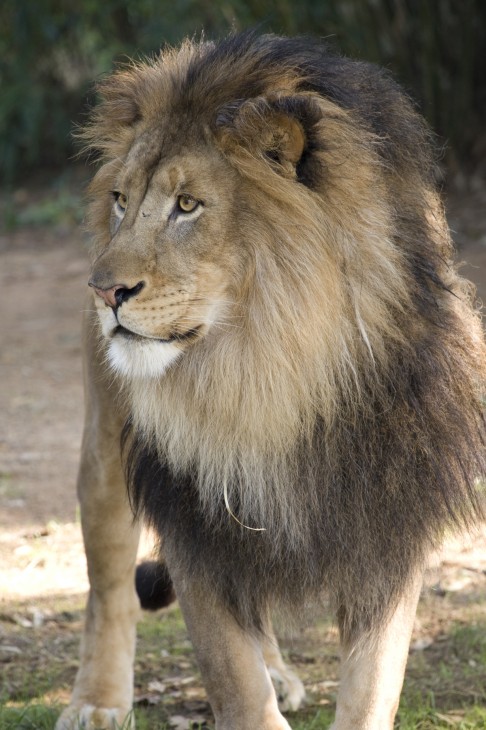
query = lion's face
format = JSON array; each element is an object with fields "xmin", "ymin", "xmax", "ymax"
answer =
[{"xmin": 90, "ymin": 142, "xmax": 245, "ymax": 378}]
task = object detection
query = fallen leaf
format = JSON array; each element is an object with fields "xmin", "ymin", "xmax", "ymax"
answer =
[
  {"xmin": 134, "ymin": 693, "xmax": 163, "ymax": 706},
  {"xmin": 435, "ymin": 712, "xmax": 465, "ymax": 725},
  {"xmin": 168, "ymin": 714, "xmax": 210, "ymax": 729},
  {"xmin": 147, "ymin": 680, "xmax": 167, "ymax": 693},
  {"xmin": 168, "ymin": 716, "xmax": 191, "ymax": 730}
]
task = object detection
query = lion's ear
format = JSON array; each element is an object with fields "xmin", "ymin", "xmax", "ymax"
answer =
[{"xmin": 216, "ymin": 94, "xmax": 320, "ymax": 180}]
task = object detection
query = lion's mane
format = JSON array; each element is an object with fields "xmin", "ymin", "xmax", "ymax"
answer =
[{"xmin": 84, "ymin": 32, "xmax": 486, "ymax": 639}]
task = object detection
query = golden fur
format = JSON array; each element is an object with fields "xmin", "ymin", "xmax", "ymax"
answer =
[{"xmin": 59, "ymin": 32, "xmax": 486, "ymax": 729}]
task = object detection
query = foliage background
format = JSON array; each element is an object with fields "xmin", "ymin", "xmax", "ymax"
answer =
[{"xmin": 1, "ymin": 0, "xmax": 485, "ymax": 185}]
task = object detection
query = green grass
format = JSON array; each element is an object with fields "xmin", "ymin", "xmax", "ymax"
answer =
[
  {"xmin": 1, "ymin": 613, "xmax": 485, "ymax": 729},
  {"xmin": 0, "ymin": 706, "xmax": 201, "ymax": 729},
  {"xmin": 292, "ymin": 709, "xmax": 334, "ymax": 728},
  {"xmin": 136, "ymin": 607, "xmax": 187, "ymax": 644},
  {"xmin": 396, "ymin": 700, "xmax": 486, "ymax": 729},
  {"xmin": 1, "ymin": 702, "xmax": 485, "ymax": 729},
  {"xmin": 449, "ymin": 623, "xmax": 486, "ymax": 663},
  {"xmin": 0, "ymin": 705, "xmax": 59, "ymax": 730}
]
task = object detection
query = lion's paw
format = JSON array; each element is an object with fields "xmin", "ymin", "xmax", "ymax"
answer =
[
  {"xmin": 55, "ymin": 704, "xmax": 134, "ymax": 730},
  {"xmin": 268, "ymin": 665, "xmax": 306, "ymax": 713}
]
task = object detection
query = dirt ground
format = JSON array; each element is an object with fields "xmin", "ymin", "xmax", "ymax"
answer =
[{"xmin": 1, "ymin": 176, "xmax": 486, "ymax": 720}]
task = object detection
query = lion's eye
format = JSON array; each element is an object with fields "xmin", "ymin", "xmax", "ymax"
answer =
[
  {"xmin": 177, "ymin": 194, "xmax": 200, "ymax": 214},
  {"xmin": 112, "ymin": 191, "xmax": 128, "ymax": 215}
]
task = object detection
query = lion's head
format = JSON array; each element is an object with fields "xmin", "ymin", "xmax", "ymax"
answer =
[{"xmin": 85, "ymin": 34, "xmax": 421, "ymax": 394}]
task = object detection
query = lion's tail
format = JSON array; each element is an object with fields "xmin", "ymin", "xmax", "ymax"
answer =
[{"xmin": 135, "ymin": 560, "xmax": 176, "ymax": 611}]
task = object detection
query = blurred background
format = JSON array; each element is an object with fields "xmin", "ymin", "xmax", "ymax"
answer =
[{"xmin": 1, "ymin": 0, "xmax": 486, "ymax": 192}]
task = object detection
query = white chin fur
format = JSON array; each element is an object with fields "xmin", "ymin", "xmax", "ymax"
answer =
[{"xmin": 108, "ymin": 337, "xmax": 182, "ymax": 378}]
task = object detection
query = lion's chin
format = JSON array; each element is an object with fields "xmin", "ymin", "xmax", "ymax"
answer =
[{"xmin": 108, "ymin": 336, "xmax": 182, "ymax": 378}]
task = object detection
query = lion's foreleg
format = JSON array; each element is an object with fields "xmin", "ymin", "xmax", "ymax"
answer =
[
  {"xmin": 173, "ymin": 579, "xmax": 292, "ymax": 730},
  {"xmin": 64, "ymin": 442, "xmax": 140, "ymax": 728},
  {"xmin": 57, "ymin": 443, "xmax": 140, "ymax": 730},
  {"xmin": 56, "ymin": 310, "xmax": 140, "ymax": 730},
  {"xmin": 332, "ymin": 572, "xmax": 423, "ymax": 730}
]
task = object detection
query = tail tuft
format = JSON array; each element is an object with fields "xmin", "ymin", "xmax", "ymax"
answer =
[{"xmin": 135, "ymin": 560, "xmax": 176, "ymax": 611}]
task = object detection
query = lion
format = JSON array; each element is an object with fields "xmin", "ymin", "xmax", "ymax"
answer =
[{"xmin": 57, "ymin": 32, "xmax": 486, "ymax": 730}]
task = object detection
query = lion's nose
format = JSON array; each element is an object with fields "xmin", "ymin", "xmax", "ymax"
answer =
[
  {"xmin": 89, "ymin": 281, "xmax": 145, "ymax": 309},
  {"xmin": 90, "ymin": 284, "xmax": 124, "ymax": 308}
]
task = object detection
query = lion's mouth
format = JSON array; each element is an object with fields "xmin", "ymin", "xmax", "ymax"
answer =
[{"xmin": 114, "ymin": 324, "xmax": 202, "ymax": 344}]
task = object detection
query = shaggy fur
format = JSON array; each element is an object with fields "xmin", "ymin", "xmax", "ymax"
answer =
[{"xmin": 83, "ymin": 31, "xmax": 486, "ymax": 641}]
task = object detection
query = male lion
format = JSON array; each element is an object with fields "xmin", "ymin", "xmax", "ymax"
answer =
[{"xmin": 57, "ymin": 32, "xmax": 486, "ymax": 730}]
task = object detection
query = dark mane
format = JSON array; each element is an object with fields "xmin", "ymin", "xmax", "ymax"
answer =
[{"xmin": 124, "ymin": 333, "xmax": 485, "ymax": 638}]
